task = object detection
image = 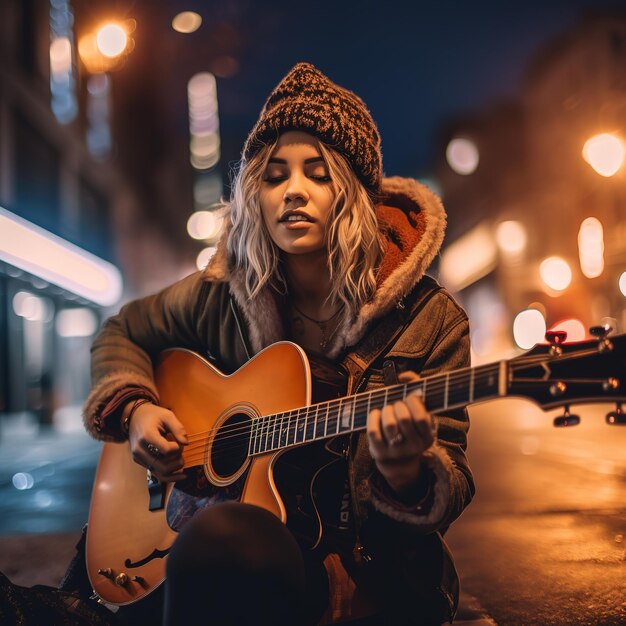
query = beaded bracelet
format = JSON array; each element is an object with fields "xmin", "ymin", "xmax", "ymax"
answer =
[{"xmin": 122, "ymin": 397, "xmax": 154, "ymax": 437}]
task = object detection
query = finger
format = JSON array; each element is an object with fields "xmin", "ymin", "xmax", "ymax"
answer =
[
  {"xmin": 152, "ymin": 456, "xmax": 185, "ymax": 476},
  {"xmin": 406, "ymin": 395, "xmax": 435, "ymax": 445},
  {"xmin": 398, "ymin": 370, "xmax": 421, "ymax": 383},
  {"xmin": 367, "ymin": 408, "xmax": 385, "ymax": 452},
  {"xmin": 394, "ymin": 400, "xmax": 416, "ymax": 439},
  {"xmin": 139, "ymin": 434, "xmax": 181, "ymax": 459},
  {"xmin": 381, "ymin": 404, "xmax": 401, "ymax": 445},
  {"xmin": 161, "ymin": 412, "xmax": 189, "ymax": 446}
]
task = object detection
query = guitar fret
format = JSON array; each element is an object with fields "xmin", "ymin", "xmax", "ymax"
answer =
[
  {"xmin": 280, "ymin": 412, "xmax": 287, "ymax": 448},
  {"xmin": 296, "ymin": 409, "xmax": 305, "ymax": 444},
  {"xmin": 256, "ymin": 363, "xmax": 512, "ymax": 454},
  {"xmin": 306, "ymin": 405, "xmax": 316, "ymax": 442},
  {"xmin": 271, "ymin": 414, "xmax": 279, "ymax": 451}
]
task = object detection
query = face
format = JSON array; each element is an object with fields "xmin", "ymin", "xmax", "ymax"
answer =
[{"xmin": 259, "ymin": 131, "xmax": 336, "ymax": 256}]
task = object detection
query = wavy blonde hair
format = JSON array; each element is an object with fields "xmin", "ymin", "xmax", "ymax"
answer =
[{"xmin": 227, "ymin": 138, "xmax": 382, "ymax": 317}]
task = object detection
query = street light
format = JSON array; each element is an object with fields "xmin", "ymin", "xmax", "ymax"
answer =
[
  {"xmin": 582, "ymin": 133, "xmax": 625, "ymax": 177},
  {"xmin": 96, "ymin": 23, "xmax": 128, "ymax": 58}
]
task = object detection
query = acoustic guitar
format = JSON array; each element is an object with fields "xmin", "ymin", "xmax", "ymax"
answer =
[{"xmin": 86, "ymin": 329, "xmax": 626, "ymax": 605}]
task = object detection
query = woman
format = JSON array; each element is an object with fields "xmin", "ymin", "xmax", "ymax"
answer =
[{"xmin": 84, "ymin": 62, "xmax": 474, "ymax": 625}]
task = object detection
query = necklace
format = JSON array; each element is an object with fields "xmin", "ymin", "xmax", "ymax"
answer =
[{"xmin": 291, "ymin": 302, "xmax": 345, "ymax": 351}]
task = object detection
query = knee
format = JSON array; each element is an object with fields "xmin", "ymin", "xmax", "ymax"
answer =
[{"xmin": 167, "ymin": 502, "xmax": 303, "ymax": 578}]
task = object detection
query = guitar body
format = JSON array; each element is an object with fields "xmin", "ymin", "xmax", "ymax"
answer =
[{"xmin": 87, "ymin": 342, "xmax": 313, "ymax": 606}]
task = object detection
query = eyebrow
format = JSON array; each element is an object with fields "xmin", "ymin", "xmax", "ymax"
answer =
[{"xmin": 267, "ymin": 157, "xmax": 325, "ymax": 165}]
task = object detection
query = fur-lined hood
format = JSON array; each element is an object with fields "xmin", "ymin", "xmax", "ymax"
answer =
[{"xmin": 204, "ymin": 176, "xmax": 446, "ymax": 358}]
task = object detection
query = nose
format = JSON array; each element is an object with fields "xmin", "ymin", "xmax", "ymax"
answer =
[{"xmin": 283, "ymin": 170, "xmax": 309, "ymax": 204}]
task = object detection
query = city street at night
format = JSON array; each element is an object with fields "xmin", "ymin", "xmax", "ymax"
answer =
[{"xmin": 2, "ymin": 1, "xmax": 626, "ymax": 624}]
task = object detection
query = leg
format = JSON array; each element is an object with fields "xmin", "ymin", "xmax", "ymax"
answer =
[{"xmin": 163, "ymin": 502, "xmax": 327, "ymax": 626}]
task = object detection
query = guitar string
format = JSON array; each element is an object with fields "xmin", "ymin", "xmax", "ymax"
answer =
[
  {"xmin": 183, "ymin": 344, "xmax": 608, "ymax": 448},
  {"xmin": 177, "ymin": 357, "xmax": 563, "ymax": 464},
  {"xmin": 170, "ymin": 348, "xmax": 610, "ymax": 465},
  {"xmin": 179, "ymin": 379, "xmax": 487, "ymax": 467},
  {"xmin": 178, "ymin": 366, "xmax": 504, "ymax": 465},
  {"xmin": 178, "ymin": 363, "xmax": 500, "ymax": 446}
]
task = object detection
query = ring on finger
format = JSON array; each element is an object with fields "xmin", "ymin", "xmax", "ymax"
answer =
[
  {"xmin": 146, "ymin": 443, "xmax": 161, "ymax": 457},
  {"xmin": 389, "ymin": 432, "xmax": 405, "ymax": 446}
]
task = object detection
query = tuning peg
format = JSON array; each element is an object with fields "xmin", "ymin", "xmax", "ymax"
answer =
[
  {"xmin": 606, "ymin": 404, "xmax": 626, "ymax": 425},
  {"xmin": 546, "ymin": 330, "xmax": 567, "ymax": 356},
  {"xmin": 590, "ymin": 324, "xmax": 612, "ymax": 338},
  {"xmin": 553, "ymin": 406, "xmax": 580, "ymax": 427},
  {"xmin": 590, "ymin": 325, "xmax": 614, "ymax": 352}
]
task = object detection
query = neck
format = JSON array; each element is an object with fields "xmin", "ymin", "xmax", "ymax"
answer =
[{"xmin": 283, "ymin": 250, "xmax": 334, "ymax": 314}]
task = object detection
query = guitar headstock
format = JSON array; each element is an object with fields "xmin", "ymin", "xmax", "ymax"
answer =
[{"xmin": 507, "ymin": 329, "xmax": 626, "ymax": 426}]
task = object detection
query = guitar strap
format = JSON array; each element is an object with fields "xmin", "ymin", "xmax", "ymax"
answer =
[{"xmin": 342, "ymin": 278, "xmax": 442, "ymax": 395}]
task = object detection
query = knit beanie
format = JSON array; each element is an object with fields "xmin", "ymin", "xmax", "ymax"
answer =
[{"xmin": 243, "ymin": 62, "xmax": 382, "ymax": 193}]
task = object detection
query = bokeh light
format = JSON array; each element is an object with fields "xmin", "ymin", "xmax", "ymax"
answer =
[
  {"xmin": 577, "ymin": 217, "xmax": 604, "ymax": 278},
  {"xmin": 539, "ymin": 256, "xmax": 572, "ymax": 292},
  {"xmin": 582, "ymin": 133, "xmax": 625, "ymax": 177},
  {"xmin": 196, "ymin": 246, "xmax": 217, "ymax": 270},
  {"xmin": 96, "ymin": 23, "xmax": 127, "ymax": 58},
  {"xmin": 187, "ymin": 211, "xmax": 224, "ymax": 240},
  {"xmin": 55, "ymin": 308, "xmax": 99, "ymax": 337},
  {"xmin": 513, "ymin": 308, "xmax": 547, "ymax": 350},
  {"xmin": 172, "ymin": 12, "xmax": 202, "ymax": 33},
  {"xmin": 446, "ymin": 138, "xmax": 479, "ymax": 175},
  {"xmin": 619, "ymin": 272, "xmax": 626, "ymax": 297},
  {"xmin": 495, "ymin": 220, "xmax": 527, "ymax": 255}
]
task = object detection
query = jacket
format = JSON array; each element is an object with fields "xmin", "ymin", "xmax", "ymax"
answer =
[{"xmin": 83, "ymin": 176, "xmax": 474, "ymax": 623}]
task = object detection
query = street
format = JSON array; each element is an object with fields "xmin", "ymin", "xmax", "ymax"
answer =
[
  {"xmin": 447, "ymin": 397, "xmax": 626, "ymax": 625},
  {"xmin": 1, "ymin": 397, "xmax": 626, "ymax": 624}
]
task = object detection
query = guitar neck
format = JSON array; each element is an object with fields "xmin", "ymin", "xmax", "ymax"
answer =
[{"xmin": 250, "ymin": 361, "xmax": 507, "ymax": 456}]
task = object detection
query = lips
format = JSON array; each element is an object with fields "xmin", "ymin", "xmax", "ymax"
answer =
[{"xmin": 278, "ymin": 209, "xmax": 314, "ymax": 223}]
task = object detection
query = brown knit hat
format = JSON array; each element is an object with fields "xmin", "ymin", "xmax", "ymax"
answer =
[{"xmin": 243, "ymin": 62, "xmax": 382, "ymax": 192}]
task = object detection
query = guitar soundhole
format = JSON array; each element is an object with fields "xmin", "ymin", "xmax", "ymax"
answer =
[{"xmin": 211, "ymin": 413, "xmax": 251, "ymax": 478}]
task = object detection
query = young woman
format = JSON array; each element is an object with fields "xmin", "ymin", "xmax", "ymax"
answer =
[{"xmin": 84, "ymin": 62, "xmax": 474, "ymax": 625}]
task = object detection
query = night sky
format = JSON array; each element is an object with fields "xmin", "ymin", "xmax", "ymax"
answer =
[{"xmin": 160, "ymin": 0, "xmax": 625, "ymax": 179}]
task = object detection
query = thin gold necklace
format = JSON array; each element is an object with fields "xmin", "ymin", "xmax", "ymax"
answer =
[{"xmin": 291, "ymin": 302, "xmax": 345, "ymax": 350}]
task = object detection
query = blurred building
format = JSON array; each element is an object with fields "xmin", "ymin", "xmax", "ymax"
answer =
[
  {"xmin": 0, "ymin": 0, "xmax": 123, "ymax": 426},
  {"xmin": 435, "ymin": 11, "xmax": 626, "ymax": 361}
]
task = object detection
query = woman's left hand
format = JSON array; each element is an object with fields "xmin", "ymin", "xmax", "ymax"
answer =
[{"xmin": 367, "ymin": 371, "xmax": 436, "ymax": 498}]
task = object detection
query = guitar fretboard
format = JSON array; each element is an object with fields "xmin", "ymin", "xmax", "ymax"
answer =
[{"xmin": 249, "ymin": 362, "xmax": 505, "ymax": 455}]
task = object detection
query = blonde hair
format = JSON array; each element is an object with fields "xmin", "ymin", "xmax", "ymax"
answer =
[{"xmin": 227, "ymin": 138, "xmax": 382, "ymax": 317}]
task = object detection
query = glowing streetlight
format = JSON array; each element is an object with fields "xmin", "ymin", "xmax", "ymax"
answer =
[
  {"xmin": 196, "ymin": 246, "xmax": 217, "ymax": 270},
  {"xmin": 539, "ymin": 256, "xmax": 572, "ymax": 292},
  {"xmin": 582, "ymin": 133, "xmax": 625, "ymax": 177},
  {"xmin": 172, "ymin": 12, "xmax": 202, "ymax": 33},
  {"xmin": 513, "ymin": 309, "xmax": 546, "ymax": 350},
  {"xmin": 96, "ymin": 23, "xmax": 127, "ymax": 58},
  {"xmin": 619, "ymin": 272, "xmax": 626, "ymax": 298},
  {"xmin": 577, "ymin": 217, "xmax": 604, "ymax": 278},
  {"xmin": 446, "ymin": 138, "xmax": 479, "ymax": 175},
  {"xmin": 495, "ymin": 220, "xmax": 527, "ymax": 256}
]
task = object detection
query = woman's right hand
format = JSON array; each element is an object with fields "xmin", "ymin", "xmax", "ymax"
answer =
[{"xmin": 127, "ymin": 402, "xmax": 189, "ymax": 482}]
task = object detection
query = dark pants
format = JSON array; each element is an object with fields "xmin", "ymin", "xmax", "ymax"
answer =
[{"xmin": 162, "ymin": 502, "xmax": 330, "ymax": 626}]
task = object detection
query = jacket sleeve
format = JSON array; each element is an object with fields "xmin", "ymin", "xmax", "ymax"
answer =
[
  {"xmin": 83, "ymin": 271, "xmax": 211, "ymax": 441},
  {"xmin": 359, "ymin": 290, "xmax": 475, "ymax": 533}
]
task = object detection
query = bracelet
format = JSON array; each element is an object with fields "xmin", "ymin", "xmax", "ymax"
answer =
[{"xmin": 122, "ymin": 397, "xmax": 153, "ymax": 437}]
